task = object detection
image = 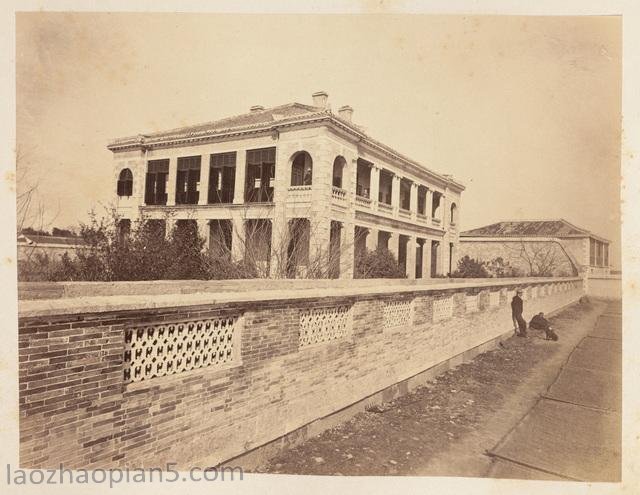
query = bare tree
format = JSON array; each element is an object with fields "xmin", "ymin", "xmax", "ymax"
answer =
[
  {"xmin": 16, "ymin": 148, "xmax": 61, "ymax": 236},
  {"xmin": 206, "ymin": 203, "xmax": 364, "ymax": 279},
  {"xmin": 501, "ymin": 240, "xmax": 566, "ymax": 277}
]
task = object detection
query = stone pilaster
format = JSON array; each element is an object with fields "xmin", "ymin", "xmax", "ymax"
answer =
[
  {"xmin": 339, "ymin": 220, "xmax": 354, "ymax": 280},
  {"xmin": 231, "ymin": 218, "xmax": 245, "ymax": 262},
  {"xmin": 233, "ymin": 150, "xmax": 247, "ymax": 205},
  {"xmin": 198, "ymin": 154, "xmax": 210, "ymax": 205},
  {"xmin": 197, "ymin": 219, "xmax": 210, "ymax": 251},
  {"xmin": 426, "ymin": 189, "xmax": 433, "ymax": 219},
  {"xmin": 391, "ymin": 175, "xmax": 400, "ymax": 213},
  {"xmin": 370, "ymin": 165, "xmax": 380, "ymax": 205},
  {"xmin": 366, "ymin": 227, "xmax": 378, "ymax": 251},
  {"xmin": 409, "ymin": 182, "xmax": 418, "ymax": 219},
  {"xmin": 406, "ymin": 235, "xmax": 417, "ymax": 280},
  {"xmin": 389, "ymin": 231, "xmax": 399, "ymax": 259},
  {"xmin": 423, "ymin": 239, "xmax": 432, "ymax": 278},
  {"xmin": 166, "ymin": 156, "xmax": 177, "ymax": 206}
]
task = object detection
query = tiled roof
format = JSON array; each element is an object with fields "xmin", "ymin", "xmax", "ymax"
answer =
[
  {"xmin": 143, "ymin": 103, "xmax": 321, "ymax": 140},
  {"xmin": 461, "ymin": 219, "xmax": 607, "ymax": 241},
  {"xmin": 107, "ymin": 100, "xmax": 465, "ymax": 192}
]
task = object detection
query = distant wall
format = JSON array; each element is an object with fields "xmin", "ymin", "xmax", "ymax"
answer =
[
  {"xmin": 17, "ymin": 244, "xmax": 81, "ymax": 262},
  {"xmin": 19, "ymin": 277, "xmax": 584, "ymax": 469},
  {"xmin": 587, "ymin": 275, "xmax": 622, "ymax": 300},
  {"xmin": 458, "ymin": 239, "xmax": 577, "ymax": 276}
]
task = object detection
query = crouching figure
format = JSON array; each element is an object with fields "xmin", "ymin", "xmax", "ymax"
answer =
[{"xmin": 529, "ymin": 312, "xmax": 558, "ymax": 341}]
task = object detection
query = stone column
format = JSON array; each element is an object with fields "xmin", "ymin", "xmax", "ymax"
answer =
[
  {"xmin": 350, "ymin": 157, "xmax": 359, "ymax": 203},
  {"xmin": 198, "ymin": 154, "xmax": 210, "ymax": 205},
  {"xmin": 197, "ymin": 219, "xmax": 210, "ymax": 251},
  {"xmin": 426, "ymin": 189, "xmax": 433, "ymax": 219},
  {"xmin": 391, "ymin": 175, "xmax": 400, "ymax": 213},
  {"xmin": 233, "ymin": 150, "xmax": 247, "ymax": 205},
  {"xmin": 432, "ymin": 240, "xmax": 441, "ymax": 276},
  {"xmin": 339, "ymin": 220, "xmax": 355, "ymax": 279},
  {"xmin": 231, "ymin": 218, "xmax": 245, "ymax": 262},
  {"xmin": 388, "ymin": 231, "xmax": 399, "ymax": 259},
  {"xmin": 269, "ymin": 145, "xmax": 289, "ymax": 278},
  {"xmin": 366, "ymin": 227, "xmax": 378, "ymax": 251},
  {"xmin": 370, "ymin": 165, "xmax": 380, "ymax": 205},
  {"xmin": 310, "ymin": 217, "xmax": 331, "ymax": 277},
  {"xmin": 422, "ymin": 240, "xmax": 431, "ymax": 278},
  {"xmin": 166, "ymin": 156, "xmax": 177, "ymax": 206},
  {"xmin": 406, "ymin": 235, "xmax": 417, "ymax": 280},
  {"xmin": 165, "ymin": 218, "xmax": 177, "ymax": 239},
  {"xmin": 440, "ymin": 234, "xmax": 450, "ymax": 276},
  {"xmin": 409, "ymin": 182, "xmax": 418, "ymax": 219}
]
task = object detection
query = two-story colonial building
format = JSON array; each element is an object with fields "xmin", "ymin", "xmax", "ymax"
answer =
[{"xmin": 109, "ymin": 92, "xmax": 464, "ymax": 279}]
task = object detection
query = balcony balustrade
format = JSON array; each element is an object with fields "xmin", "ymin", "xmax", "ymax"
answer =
[{"xmin": 332, "ymin": 186, "xmax": 347, "ymax": 201}]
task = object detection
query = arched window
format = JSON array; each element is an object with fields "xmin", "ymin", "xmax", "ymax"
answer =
[
  {"xmin": 290, "ymin": 152, "xmax": 313, "ymax": 186},
  {"xmin": 117, "ymin": 168, "xmax": 133, "ymax": 197},
  {"xmin": 332, "ymin": 156, "xmax": 346, "ymax": 188},
  {"xmin": 450, "ymin": 203, "xmax": 458, "ymax": 224}
]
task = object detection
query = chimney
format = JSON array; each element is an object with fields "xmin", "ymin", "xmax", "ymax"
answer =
[
  {"xmin": 250, "ymin": 105, "xmax": 265, "ymax": 113},
  {"xmin": 312, "ymin": 91, "xmax": 329, "ymax": 109},
  {"xmin": 338, "ymin": 105, "xmax": 354, "ymax": 122}
]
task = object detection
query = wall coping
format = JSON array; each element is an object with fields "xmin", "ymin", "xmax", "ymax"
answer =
[{"xmin": 18, "ymin": 277, "xmax": 582, "ymax": 319}]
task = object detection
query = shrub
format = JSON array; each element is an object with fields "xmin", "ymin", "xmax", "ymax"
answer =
[
  {"xmin": 451, "ymin": 255, "xmax": 489, "ymax": 278},
  {"xmin": 17, "ymin": 209, "xmax": 267, "ymax": 282},
  {"xmin": 484, "ymin": 256, "xmax": 522, "ymax": 278},
  {"xmin": 354, "ymin": 247, "xmax": 406, "ymax": 279}
]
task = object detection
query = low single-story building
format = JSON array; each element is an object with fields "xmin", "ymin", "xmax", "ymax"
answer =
[
  {"xmin": 457, "ymin": 219, "xmax": 611, "ymax": 277},
  {"xmin": 17, "ymin": 234, "xmax": 85, "ymax": 262}
]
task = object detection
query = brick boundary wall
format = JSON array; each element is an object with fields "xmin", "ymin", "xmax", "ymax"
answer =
[{"xmin": 18, "ymin": 278, "xmax": 584, "ymax": 469}]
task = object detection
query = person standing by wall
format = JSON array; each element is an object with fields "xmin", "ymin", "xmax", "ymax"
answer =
[{"xmin": 511, "ymin": 289, "xmax": 527, "ymax": 337}]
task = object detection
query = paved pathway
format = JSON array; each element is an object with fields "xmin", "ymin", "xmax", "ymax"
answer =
[{"xmin": 486, "ymin": 300, "xmax": 621, "ymax": 481}]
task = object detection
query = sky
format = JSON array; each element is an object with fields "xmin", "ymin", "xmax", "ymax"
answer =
[{"xmin": 15, "ymin": 13, "xmax": 622, "ymax": 267}]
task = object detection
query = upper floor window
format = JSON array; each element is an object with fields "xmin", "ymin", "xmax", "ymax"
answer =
[
  {"xmin": 176, "ymin": 156, "xmax": 201, "ymax": 205},
  {"xmin": 245, "ymin": 147, "xmax": 276, "ymax": 203},
  {"xmin": 291, "ymin": 152, "xmax": 313, "ymax": 186},
  {"xmin": 450, "ymin": 203, "xmax": 458, "ymax": 224},
  {"xmin": 332, "ymin": 156, "xmax": 346, "ymax": 188},
  {"xmin": 209, "ymin": 152, "xmax": 236, "ymax": 204},
  {"xmin": 117, "ymin": 168, "xmax": 133, "ymax": 197},
  {"xmin": 145, "ymin": 160, "xmax": 169, "ymax": 205}
]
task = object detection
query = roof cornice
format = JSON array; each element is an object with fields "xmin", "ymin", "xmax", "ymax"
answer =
[{"xmin": 107, "ymin": 111, "xmax": 465, "ymax": 193}]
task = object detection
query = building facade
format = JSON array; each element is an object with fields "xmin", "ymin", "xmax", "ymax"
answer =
[
  {"xmin": 109, "ymin": 92, "xmax": 464, "ymax": 279},
  {"xmin": 458, "ymin": 219, "xmax": 611, "ymax": 277}
]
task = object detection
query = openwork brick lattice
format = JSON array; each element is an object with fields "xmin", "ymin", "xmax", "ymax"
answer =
[
  {"xmin": 489, "ymin": 291, "xmax": 500, "ymax": 307},
  {"xmin": 433, "ymin": 296, "xmax": 454, "ymax": 322},
  {"xmin": 124, "ymin": 317, "xmax": 239, "ymax": 383},
  {"xmin": 299, "ymin": 305, "xmax": 351, "ymax": 347},
  {"xmin": 383, "ymin": 299, "xmax": 413, "ymax": 329},
  {"xmin": 465, "ymin": 294, "xmax": 479, "ymax": 312}
]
